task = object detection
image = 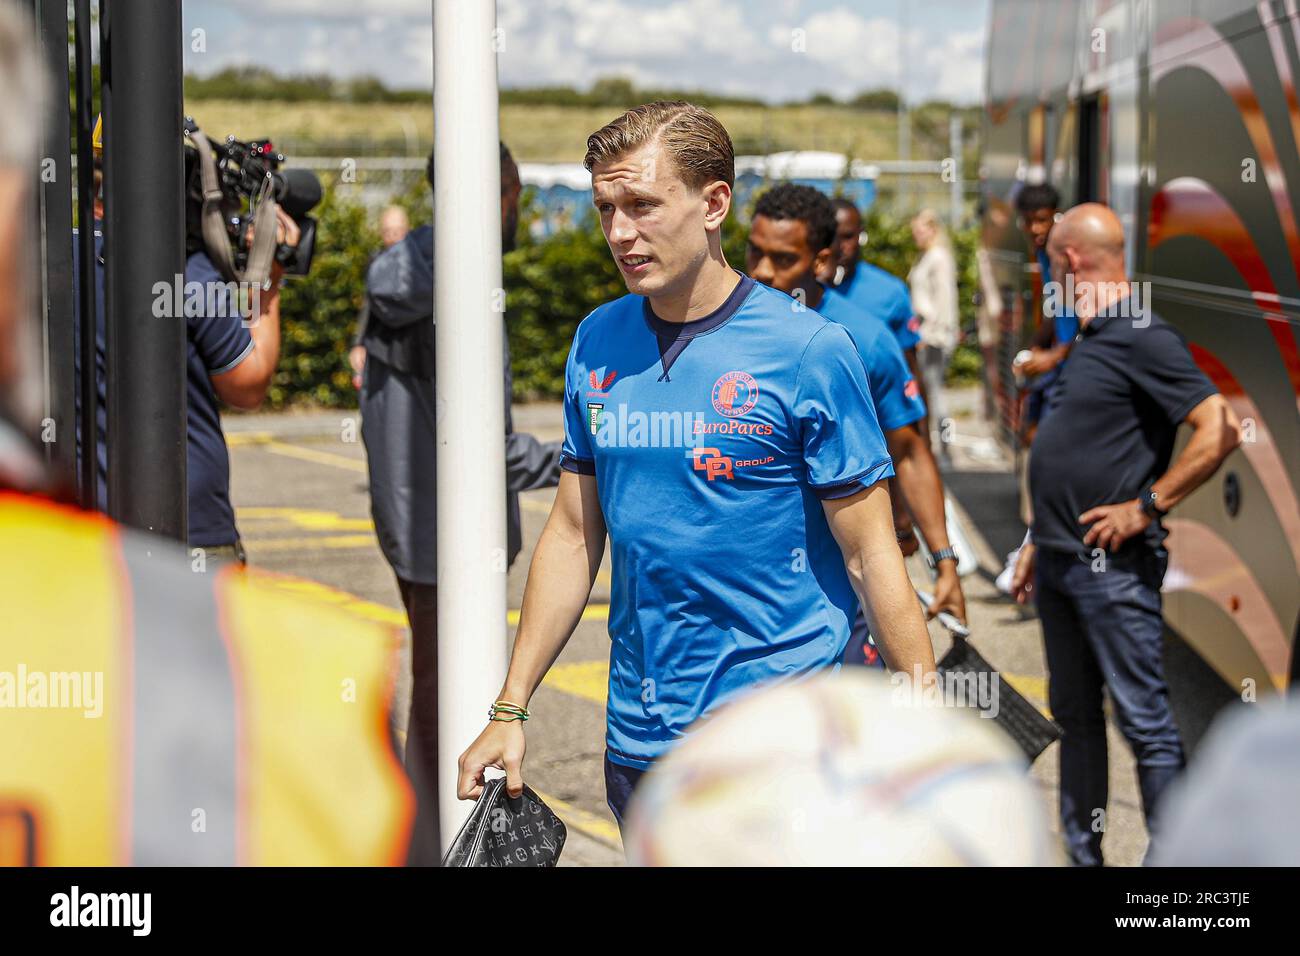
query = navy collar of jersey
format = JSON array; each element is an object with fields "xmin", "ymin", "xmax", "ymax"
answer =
[
  {"xmin": 1081, "ymin": 312, "xmax": 1110, "ymax": 336},
  {"xmin": 1081, "ymin": 289, "xmax": 1142, "ymax": 336},
  {"xmin": 642, "ymin": 272, "xmax": 755, "ymax": 341}
]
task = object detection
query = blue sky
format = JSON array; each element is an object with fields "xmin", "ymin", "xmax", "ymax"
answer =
[{"xmin": 183, "ymin": 0, "xmax": 990, "ymax": 104}]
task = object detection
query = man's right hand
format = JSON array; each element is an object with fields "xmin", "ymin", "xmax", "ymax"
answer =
[
  {"xmin": 348, "ymin": 345, "xmax": 366, "ymax": 390},
  {"xmin": 457, "ymin": 718, "xmax": 527, "ymax": 800},
  {"xmin": 1021, "ymin": 344, "xmax": 1067, "ymax": 377},
  {"xmin": 1011, "ymin": 541, "xmax": 1037, "ymax": 605}
]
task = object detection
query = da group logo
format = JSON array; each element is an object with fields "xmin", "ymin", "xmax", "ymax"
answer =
[
  {"xmin": 711, "ymin": 371, "xmax": 758, "ymax": 417},
  {"xmin": 691, "ymin": 446, "xmax": 775, "ymax": 482},
  {"xmin": 693, "ymin": 447, "xmax": 734, "ymax": 481}
]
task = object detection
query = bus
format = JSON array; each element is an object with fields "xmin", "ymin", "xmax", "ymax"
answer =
[{"xmin": 981, "ymin": 0, "xmax": 1300, "ymax": 733}]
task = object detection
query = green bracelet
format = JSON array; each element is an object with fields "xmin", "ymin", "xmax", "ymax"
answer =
[{"xmin": 488, "ymin": 700, "xmax": 530, "ymax": 723}]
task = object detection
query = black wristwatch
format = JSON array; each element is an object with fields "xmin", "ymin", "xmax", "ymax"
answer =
[
  {"xmin": 1139, "ymin": 487, "xmax": 1168, "ymax": 519},
  {"xmin": 929, "ymin": 546, "xmax": 959, "ymax": 570}
]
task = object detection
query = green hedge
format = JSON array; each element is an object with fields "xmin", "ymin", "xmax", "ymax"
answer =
[
  {"xmin": 269, "ymin": 185, "xmax": 981, "ymax": 409},
  {"xmin": 269, "ymin": 189, "xmax": 376, "ymax": 407}
]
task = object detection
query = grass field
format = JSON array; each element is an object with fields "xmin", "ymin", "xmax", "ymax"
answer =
[{"xmin": 184, "ymin": 99, "xmax": 960, "ymax": 164}]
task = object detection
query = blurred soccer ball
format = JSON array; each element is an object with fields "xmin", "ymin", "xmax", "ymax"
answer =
[{"xmin": 623, "ymin": 669, "xmax": 1057, "ymax": 866}]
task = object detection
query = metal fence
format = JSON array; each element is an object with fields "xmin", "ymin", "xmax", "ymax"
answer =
[{"xmin": 282, "ymin": 155, "xmax": 980, "ymax": 231}]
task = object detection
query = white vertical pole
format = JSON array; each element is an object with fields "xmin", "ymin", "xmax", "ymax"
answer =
[{"xmin": 433, "ymin": 0, "xmax": 507, "ymax": 851}]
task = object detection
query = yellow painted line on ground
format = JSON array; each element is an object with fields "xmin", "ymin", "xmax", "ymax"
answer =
[
  {"xmin": 543, "ymin": 660, "xmax": 609, "ymax": 705},
  {"xmin": 1001, "ymin": 672, "xmax": 1052, "ymax": 716},
  {"xmin": 258, "ymin": 574, "xmax": 610, "ymax": 642},
  {"xmin": 262, "ymin": 439, "xmax": 367, "ymax": 473},
  {"xmin": 237, "ymin": 505, "xmax": 374, "ymax": 532},
  {"xmin": 248, "ymin": 534, "xmax": 379, "ymax": 552},
  {"xmin": 534, "ymin": 789, "xmax": 623, "ymax": 850},
  {"xmin": 225, "ymin": 431, "xmax": 275, "ymax": 446},
  {"xmin": 230, "ymin": 433, "xmax": 368, "ymax": 474},
  {"xmin": 260, "ymin": 575, "xmax": 410, "ymax": 627},
  {"xmin": 238, "ymin": 504, "xmax": 613, "ymax": 587},
  {"xmin": 1001, "ymin": 672, "xmax": 1047, "ymax": 701}
]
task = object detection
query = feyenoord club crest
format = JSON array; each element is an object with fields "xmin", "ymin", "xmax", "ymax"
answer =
[
  {"xmin": 587, "ymin": 402, "xmax": 604, "ymax": 435},
  {"xmin": 711, "ymin": 371, "xmax": 758, "ymax": 417}
]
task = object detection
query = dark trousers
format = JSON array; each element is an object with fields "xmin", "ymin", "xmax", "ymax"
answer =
[
  {"xmin": 1034, "ymin": 546, "xmax": 1185, "ymax": 866},
  {"xmin": 604, "ymin": 752, "xmax": 647, "ymax": 841},
  {"xmin": 397, "ymin": 577, "xmax": 440, "ymax": 859}
]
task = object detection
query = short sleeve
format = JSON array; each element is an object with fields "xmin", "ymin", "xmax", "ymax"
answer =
[
  {"xmin": 865, "ymin": 328, "xmax": 927, "ymax": 431},
  {"xmin": 796, "ymin": 323, "xmax": 894, "ymax": 498},
  {"xmin": 889, "ymin": 284, "xmax": 922, "ymax": 351},
  {"xmin": 1129, "ymin": 325, "xmax": 1218, "ymax": 424},
  {"xmin": 186, "ymin": 259, "xmax": 252, "ymax": 376},
  {"xmin": 559, "ymin": 330, "xmax": 596, "ymax": 475}
]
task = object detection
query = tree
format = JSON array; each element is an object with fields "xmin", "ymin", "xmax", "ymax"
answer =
[
  {"xmin": 589, "ymin": 76, "xmax": 637, "ymax": 107},
  {"xmin": 849, "ymin": 88, "xmax": 901, "ymax": 112}
]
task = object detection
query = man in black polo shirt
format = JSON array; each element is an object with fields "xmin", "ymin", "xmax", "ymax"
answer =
[
  {"xmin": 185, "ymin": 208, "xmax": 299, "ymax": 564},
  {"xmin": 1011, "ymin": 204, "xmax": 1241, "ymax": 865}
]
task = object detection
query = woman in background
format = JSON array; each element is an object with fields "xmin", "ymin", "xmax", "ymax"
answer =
[{"xmin": 908, "ymin": 209, "xmax": 960, "ymax": 458}]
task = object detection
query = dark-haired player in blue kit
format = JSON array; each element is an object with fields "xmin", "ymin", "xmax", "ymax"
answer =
[
  {"xmin": 746, "ymin": 184, "xmax": 967, "ymax": 667},
  {"xmin": 829, "ymin": 199, "xmax": 928, "ymax": 420},
  {"xmin": 457, "ymin": 102, "xmax": 936, "ymax": 837}
]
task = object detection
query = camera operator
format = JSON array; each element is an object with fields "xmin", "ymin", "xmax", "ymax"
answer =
[{"xmin": 185, "ymin": 191, "xmax": 301, "ymax": 564}]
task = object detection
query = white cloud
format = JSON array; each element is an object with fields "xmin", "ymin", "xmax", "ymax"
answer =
[
  {"xmin": 221, "ymin": 0, "xmax": 431, "ymax": 18},
  {"xmin": 788, "ymin": 10, "xmax": 901, "ymax": 74},
  {"xmin": 186, "ymin": 0, "xmax": 989, "ymax": 104},
  {"xmin": 564, "ymin": 0, "xmax": 758, "ymax": 57},
  {"xmin": 929, "ymin": 28, "xmax": 986, "ymax": 102}
]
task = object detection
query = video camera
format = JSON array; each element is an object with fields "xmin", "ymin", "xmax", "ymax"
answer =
[{"xmin": 183, "ymin": 117, "xmax": 322, "ymax": 278}]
